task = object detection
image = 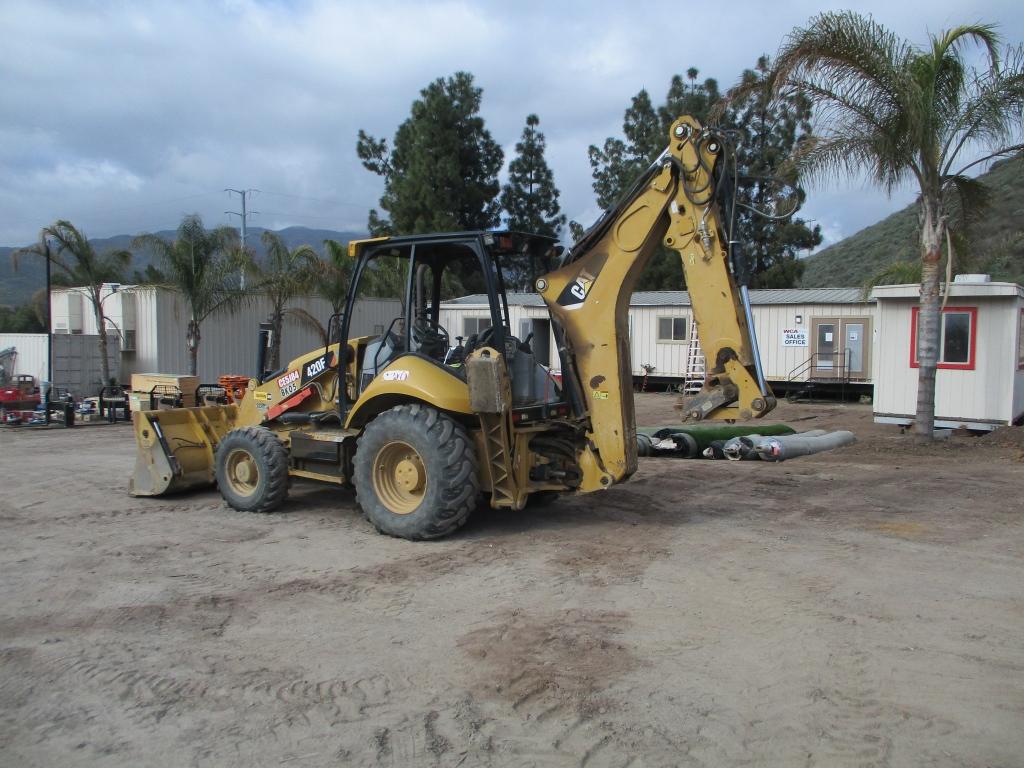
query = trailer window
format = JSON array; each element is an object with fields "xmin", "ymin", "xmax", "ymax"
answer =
[
  {"xmin": 910, "ymin": 306, "xmax": 977, "ymax": 370},
  {"xmin": 463, "ymin": 316, "xmax": 491, "ymax": 337},
  {"xmin": 657, "ymin": 316, "xmax": 687, "ymax": 342}
]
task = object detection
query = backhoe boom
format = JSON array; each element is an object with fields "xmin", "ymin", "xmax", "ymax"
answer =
[{"xmin": 538, "ymin": 116, "xmax": 775, "ymax": 490}]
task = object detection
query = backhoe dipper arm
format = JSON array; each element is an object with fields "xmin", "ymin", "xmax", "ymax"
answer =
[{"xmin": 538, "ymin": 115, "xmax": 775, "ymax": 491}]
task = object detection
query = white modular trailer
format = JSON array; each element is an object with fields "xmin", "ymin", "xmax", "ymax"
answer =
[
  {"xmin": 0, "ymin": 333, "xmax": 48, "ymax": 384},
  {"xmin": 440, "ymin": 294, "xmax": 560, "ymax": 370},
  {"xmin": 440, "ymin": 289, "xmax": 877, "ymax": 384},
  {"xmin": 51, "ymin": 285, "xmax": 402, "ymax": 383},
  {"xmin": 624, "ymin": 289, "xmax": 876, "ymax": 383},
  {"xmin": 0, "ymin": 332, "xmax": 120, "ymax": 396},
  {"xmin": 870, "ymin": 281, "xmax": 1024, "ymax": 430}
]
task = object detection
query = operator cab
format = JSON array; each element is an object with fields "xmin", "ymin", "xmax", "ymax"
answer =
[{"xmin": 336, "ymin": 231, "xmax": 563, "ymax": 414}]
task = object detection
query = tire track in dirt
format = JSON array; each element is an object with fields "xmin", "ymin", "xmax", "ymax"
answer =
[
  {"xmin": 2, "ymin": 501, "xmax": 233, "ymax": 526},
  {"xmin": 27, "ymin": 649, "xmax": 406, "ymax": 733},
  {"xmin": 2, "ymin": 593, "xmax": 237, "ymax": 640},
  {"xmin": 17, "ymin": 645, "xmax": 510, "ymax": 768}
]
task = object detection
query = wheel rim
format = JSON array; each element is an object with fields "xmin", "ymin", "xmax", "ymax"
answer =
[
  {"xmin": 372, "ymin": 440, "xmax": 426, "ymax": 514},
  {"xmin": 225, "ymin": 448, "xmax": 260, "ymax": 496}
]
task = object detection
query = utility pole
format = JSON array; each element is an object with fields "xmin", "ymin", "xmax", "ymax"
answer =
[
  {"xmin": 45, "ymin": 237, "xmax": 52, "ymax": 425},
  {"xmin": 225, "ymin": 188, "xmax": 259, "ymax": 289}
]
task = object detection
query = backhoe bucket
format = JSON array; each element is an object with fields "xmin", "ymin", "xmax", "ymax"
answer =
[{"xmin": 130, "ymin": 405, "xmax": 240, "ymax": 496}]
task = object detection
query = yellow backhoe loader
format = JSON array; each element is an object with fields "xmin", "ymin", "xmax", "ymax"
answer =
[{"xmin": 131, "ymin": 115, "xmax": 775, "ymax": 539}]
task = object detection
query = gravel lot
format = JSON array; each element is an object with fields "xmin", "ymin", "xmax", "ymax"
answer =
[{"xmin": 1, "ymin": 395, "xmax": 1022, "ymax": 767}]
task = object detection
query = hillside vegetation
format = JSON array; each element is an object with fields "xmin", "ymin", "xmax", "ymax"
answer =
[{"xmin": 801, "ymin": 154, "xmax": 1024, "ymax": 288}]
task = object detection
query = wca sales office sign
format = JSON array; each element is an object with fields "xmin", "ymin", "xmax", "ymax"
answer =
[{"xmin": 782, "ymin": 328, "xmax": 808, "ymax": 347}]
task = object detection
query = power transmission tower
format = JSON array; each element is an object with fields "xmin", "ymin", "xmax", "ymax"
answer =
[{"xmin": 225, "ymin": 188, "xmax": 259, "ymax": 289}]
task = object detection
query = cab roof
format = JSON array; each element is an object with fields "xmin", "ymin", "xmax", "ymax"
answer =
[{"xmin": 348, "ymin": 230, "xmax": 558, "ymax": 259}]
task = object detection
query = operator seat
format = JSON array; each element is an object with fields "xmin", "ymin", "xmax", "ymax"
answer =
[{"xmin": 360, "ymin": 327, "xmax": 403, "ymax": 391}]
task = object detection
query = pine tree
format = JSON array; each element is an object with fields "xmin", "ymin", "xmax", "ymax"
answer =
[
  {"xmin": 724, "ymin": 55, "xmax": 822, "ymax": 287},
  {"xmin": 586, "ymin": 64, "xmax": 821, "ymax": 289},
  {"xmin": 587, "ymin": 73, "xmax": 722, "ymax": 290},
  {"xmin": 588, "ymin": 74, "xmax": 721, "ymax": 210},
  {"xmin": 357, "ymin": 72, "xmax": 504, "ymax": 235},
  {"xmin": 501, "ymin": 114, "xmax": 566, "ymax": 239}
]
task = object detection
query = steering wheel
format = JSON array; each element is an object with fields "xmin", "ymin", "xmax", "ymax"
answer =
[
  {"xmin": 411, "ymin": 317, "xmax": 449, "ymax": 359},
  {"xmin": 462, "ymin": 326, "xmax": 495, "ymax": 359}
]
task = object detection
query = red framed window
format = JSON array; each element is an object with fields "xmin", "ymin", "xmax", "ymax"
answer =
[{"xmin": 910, "ymin": 306, "xmax": 977, "ymax": 370}]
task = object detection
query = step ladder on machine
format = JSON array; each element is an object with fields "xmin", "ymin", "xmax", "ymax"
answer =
[{"xmin": 683, "ymin": 321, "xmax": 705, "ymax": 394}]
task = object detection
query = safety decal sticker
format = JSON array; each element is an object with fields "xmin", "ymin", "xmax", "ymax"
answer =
[
  {"xmin": 591, "ymin": 390, "xmax": 610, "ymax": 400},
  {"xmin": 381, "ymin": 369, "xmax": 410, "ymax": 382}
]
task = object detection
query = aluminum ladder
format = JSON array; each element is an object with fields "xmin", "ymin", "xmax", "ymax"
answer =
[{"xmin": 683, "ymin": 321, "xmax": 705, "ymax": 394}]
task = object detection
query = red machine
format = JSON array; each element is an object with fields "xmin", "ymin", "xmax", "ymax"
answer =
[{"xmin": 0, "ymin": 375, "xmax": 41, "ymax": 411}]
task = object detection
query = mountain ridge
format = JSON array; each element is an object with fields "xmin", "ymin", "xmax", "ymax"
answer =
[
  {"xmin": 800, "ymin": 154, "xmax": 1024, "ymax": 288},
  {"xmin": 1, "ymin": 226, "xmax": 364, "ymax": 306}
]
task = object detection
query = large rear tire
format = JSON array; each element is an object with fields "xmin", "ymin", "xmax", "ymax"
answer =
[
  {"xmin": 215, "ymin": 426, "xmax": 289, "ymax": 514},
  {"xmin": 354, "ymin": 404, "xmax": 478, "ymax": 540}
]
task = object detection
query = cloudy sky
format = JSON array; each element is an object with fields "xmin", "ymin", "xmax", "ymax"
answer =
[{"xmin": 2, "ymin": 0, "xmax": 1022, "ymax": 249}]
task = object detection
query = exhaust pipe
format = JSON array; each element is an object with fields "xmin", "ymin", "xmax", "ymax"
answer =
[{"xmin": 256, "ymin": 321, "xmax": 273, "ymax": 383}]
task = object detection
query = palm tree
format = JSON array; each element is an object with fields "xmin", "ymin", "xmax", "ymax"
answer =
[
  {"xmin": 753, "ymin": 13, "xmax": 1024, "ymax": 437},
  {"xmin": 862, "ymin": 261, "xmax": 923, "ymax": 299},
  {"xmin": 249, "ymin": 232, "xmax": 318, "ymax": 370},
  {"xmin": 133, "ymin": 215, "xmax": 243, "ymax": 376},
  {"xmin": 12, "ymin": 220, "xmax": 131, "ymax": 386},
  {"xmin": 286, "ymin": 238, "xmax": 353, "ymax": 344},
  {"xmin": 687, "ymin": 67, "xmax": 699, "ymax": 93}
]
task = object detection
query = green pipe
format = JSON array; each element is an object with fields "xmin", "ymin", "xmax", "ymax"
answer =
[{"xmin": 637, "ymin": 423, "xmax": 794, "ymax": 451}]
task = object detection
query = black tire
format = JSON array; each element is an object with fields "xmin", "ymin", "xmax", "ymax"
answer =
[
  {"xmin": 214, "ymin": 426, "xmax": 289, "ymax": 514},
  {"xmin": 354, "ymin": 404, "xmax": 478, "ymax": 540}
]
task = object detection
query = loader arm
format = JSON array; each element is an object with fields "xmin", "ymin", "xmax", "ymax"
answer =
[{"xmin": 539, "ymin": 115, "xmax": 775, "ymax": 491}]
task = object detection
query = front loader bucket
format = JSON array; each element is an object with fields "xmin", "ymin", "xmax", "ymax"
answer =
[{"xmin": 130, "ymin": 405, "xmax": 240, "ymax": 496}]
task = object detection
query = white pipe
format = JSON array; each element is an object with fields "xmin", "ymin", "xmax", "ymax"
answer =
[
  {"xmin": 753, "ymin": 430, "xmax": 856, "ymax": 462},
  {"xmin": 722, "ymin": 430, "xmax": 827, "ymax": 461}
]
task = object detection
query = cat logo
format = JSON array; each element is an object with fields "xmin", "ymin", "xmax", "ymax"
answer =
[{"xmin": 556, "ymin": 268, "xmax": 597, "ymax": 310}]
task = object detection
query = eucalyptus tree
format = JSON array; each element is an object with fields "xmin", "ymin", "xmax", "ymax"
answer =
[
  {"xmin": 752, "ymin": 12, "xmax": 1024, "ymax": 436},
  {"xmin": 13, "ymin": 220, "xmax": 131, "ymax": 386},
  {"xmin": 133, "ymin": 215, "xmax": 242, "ymax": 375}
]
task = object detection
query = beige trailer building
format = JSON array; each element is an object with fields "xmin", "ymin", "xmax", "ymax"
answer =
[
  {"xmin": 871, "ymin": 279, "xmax": 1024, "ymax": 431},
  {"xmin": 440, "ymin": 289, "xmax": 876, "ymax": 388},
  {"xmin": 51, "ymin": 284, "xmax": 401, "ymax": 385}
]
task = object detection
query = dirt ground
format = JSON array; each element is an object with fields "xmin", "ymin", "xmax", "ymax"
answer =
[{"xmin": 1, "ymin": 395, "xmax": 1023, "ymax": 767}]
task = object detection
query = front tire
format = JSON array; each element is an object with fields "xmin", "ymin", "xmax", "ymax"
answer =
[
  {"xmin": 215, "ymin": 426, "xmax": 289, "ymax": 513},
  {"xmin": 354, "ymin": 404, "xmax": 478, "ymax": 540}
]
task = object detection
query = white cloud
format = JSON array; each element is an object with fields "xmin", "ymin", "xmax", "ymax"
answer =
[
  {"xmin": 31, "ymin": 159, "xmax": 142, "ymax": 192},
  {"xmin": 0, "ymin": 0, "xmax": 1021, "ymax": 247}
]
